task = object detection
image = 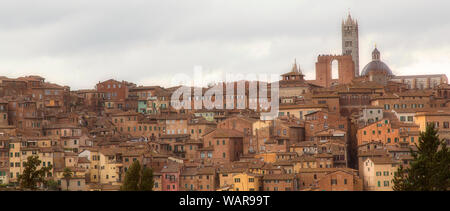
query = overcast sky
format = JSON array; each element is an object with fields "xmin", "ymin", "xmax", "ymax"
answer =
[{"xmin": 0, "ymin": 0, "xmax": 449, "ymax": 90}]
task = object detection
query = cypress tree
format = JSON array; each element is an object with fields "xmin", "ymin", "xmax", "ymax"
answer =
[
  {"xmin": 139, "ymin": 167, "xmax": 154, "ymax": 191},
  {"xmin": 393, "ymin": 123, "xmax": 450, "ymax": 191},
  {"xmin": 121, "ymin": 160, "xmax": 141, "ymax": 191}
]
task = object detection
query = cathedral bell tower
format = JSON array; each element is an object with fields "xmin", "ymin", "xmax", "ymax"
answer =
[{"xmin": 342, "ymin": 12, "xmax": 360, "ymax": 77}]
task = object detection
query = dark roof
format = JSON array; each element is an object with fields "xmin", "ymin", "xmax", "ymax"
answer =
[{"xmin": 361, "ymin": 60, "xmax": 394, "ymax": 76}]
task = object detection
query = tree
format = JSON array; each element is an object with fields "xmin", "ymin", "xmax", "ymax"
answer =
[
  {"xmin": 18, "ymin": 156, "xmax": 52, "ymax": 190},
  {"xmin": 393, "ymin": 123, "xmax": 450, "ymax": 191},
  {"xmin": 121, "ymin": 160, "xmax": 141, "ymax": 191},
  {"xmin": 120, "ymin": 160, "xmax": 154, "ymax": 191},
  {"xmin": 63, "ymin": 168, "xmax": 73, "ymax": 191},
  {"xmin": 139, "ymin": 167, "xmax": 154, "ymax": 191}
]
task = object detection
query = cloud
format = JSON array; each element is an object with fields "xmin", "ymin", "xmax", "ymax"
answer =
[{"xmin": 0, "ymin": 0, "xmax": 448, "ymax": 90}]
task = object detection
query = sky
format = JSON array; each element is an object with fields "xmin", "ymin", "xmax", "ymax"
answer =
[{"xmin": 0, "ymin": 0, "xmax": 449, "ymax": 90}]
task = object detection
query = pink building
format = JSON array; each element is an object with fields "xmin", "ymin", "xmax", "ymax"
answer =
[{"xmin": 161, "ymin": 163, "xmax": 181, "ymax": 191}]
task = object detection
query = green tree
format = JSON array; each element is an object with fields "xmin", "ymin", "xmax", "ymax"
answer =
[
  {"xmin": 46, "ymin": 179, "xmax": 60, "ymax": 191},
  {"xmin": 120, "ymin": 160, "xmax": 154, "ymax": 191},
  {"xmin": 18, "ymin": 156, "xmax": 52, "ymax": 190},
  {"xmin": 139, "ymin": 167, "xmax": 154, "ymax": 191},
  {"xmin": 121, "ymin": 160, "xmax": 141, "ymax": 191},
  {"xmin": 63, "ymin": 168, "xmax": 73, "ymax": 191},
  {"xmin": 393, "ymin": 123, "xmax": 450, "ymax": 191}
]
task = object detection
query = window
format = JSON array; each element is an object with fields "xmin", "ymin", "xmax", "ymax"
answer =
[
  {"xmin": 235, "ymin": 178, "xmax": 241, "ymax": 183},
  {"xmin": 331, "ymin": 179, "xmax": 337, "ymax": 185},
  {"xmin": 249, "ymin": 178, "xmax": 254, "ymax": 183}
]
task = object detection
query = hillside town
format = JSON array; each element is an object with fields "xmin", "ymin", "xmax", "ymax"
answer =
[{"xmin": 0, "ymin": 14, "xmax": 449, "ymax": 191}]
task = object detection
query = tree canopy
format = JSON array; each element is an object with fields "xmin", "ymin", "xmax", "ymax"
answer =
[
  {"xmin": 393, "ymin": 123, "xmax": 450, "ymax": 191},
  {"xmin": 63, "ymin": 167, "xmax": 73, "ymax": 191},
  {"xmin": 18, "ymin": 156, "xmax": 53, "ymax": 190},
  {"xmin": 120, "ymin": 160, "xmax": 154, "ymax": 191}
]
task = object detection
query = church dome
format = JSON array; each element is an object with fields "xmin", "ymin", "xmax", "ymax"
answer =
[{"xmin": 361, "ymin": 47, "xmax": 394, "ymax": 76}]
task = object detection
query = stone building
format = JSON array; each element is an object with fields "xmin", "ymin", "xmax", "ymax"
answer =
[
  {"xmin": 342, "ymin": 13, "xmax": 360, "ymax": 76},
  {"xmin": 201, "ymin": 128, "xmax": 244, "ymax": 164},
  {"xmin": 262, "ymin": 174, "xmax": 298, "ymax": 191},
  {"xmin": 361, "ymin": 47, "xmax": 395, "ymax": 86},
  {"xmin": 391, "ymin": 74, "xmax": 448, "ymax": 90},
  {"xmin": 279, "ymin": 60, "xmax": 315, "ymax": 98}
]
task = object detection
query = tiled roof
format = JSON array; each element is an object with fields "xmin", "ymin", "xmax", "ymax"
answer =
[
  {"xmin": 208, "ymin": 128, "xmax": 244, "ymax": 138},
  {"xmin": 367, "ymin": 157, "xmax": 397, "ymax": 164},
  {"xmin": 262, "ymin": 174, "xmax": 296, "ymax": 180},
  {"xmin": 298, "ymin": 168, "xmax": 357, "ymax": 174},
  {"xmin": 78, "ymin": 157, "xmax": 90, "ymax": 163}
]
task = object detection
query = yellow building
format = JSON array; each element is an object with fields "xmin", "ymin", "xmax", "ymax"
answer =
[
  {"xmin": 360, "ymin": 157, "xmax": 398, "ymax": 191},
  {"xmin": 8, "ymin": 138, "xmax": 56, "ymax": 184},
  {"xmin": 292, "ymin": 155, "xmax": 317, "ymax": 173},
  {"xmin": 278, "ymin": 104, "xmax": 328, "ymax": 120},
  {"xmin": 414, "ymin": 110, "xmax": 450, "ymax": 141},
  {"xmin": 218, "ymin": 168, "xmax": 246, "ymax": 190},
  {"xmin": 254, "ymin": 153, "xmax": 277, "ymax": 163},
  {"xmin": 89, "ymin": 148, "xmax": 122, "ymax": 185},
  {"xmin": 230, "ymin": 172, "xmax": 262, "ymax": 191}
]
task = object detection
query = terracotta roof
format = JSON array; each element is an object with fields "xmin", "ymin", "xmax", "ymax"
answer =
[
  {"xmin": 44, "ymin": 123, "xmax": 80, "ymax": 129},
  {"xmin": 358, "ymin": 149, "xmax": 390, "ymax": 157},
  {"xmin": 78, "ymin": 157, "xmax": 90, "ymax": 163},
  {"xmin": 315, "ymin": 153, "xmax": 333, "ymax": 158},
  {"xmin": 159, "ymin": 134, "xmax": 190, "ymax": 139},
  {"xmin": 298, "ymin": 168, "xmax": 357, "ymax": 174},
  {"xmin": 314, "ymin": 128, "xmax": 346, "ymax": 136},
  {"xmin": 111, "ymin": 110, "xmax": 140, "ymax": 117},
  {"xmin": 262, "ymin": 174, "xmax": 296, "ymax": 180},
  {"xmin": 292, "ymin": 155, "xmax": 316, "ymax": 162},
  {"xmin": 311, "ymin": 93, "xmax": 339, "ymax": 98},
  {"xmin": 279, "ymin": 104, "xmax": 328, "ymax": 110},
  {"xmin": 415, "ymin": 110, "xmax": 450, "ymax": 116},
  {"xmin": 207, "ymin": 128, "xmax": 244, "ymax": 138},
  {"xmin": 160, "ymin": 164, "xmax": 182, "ymax": 173},
  {"xmin": 367, "ymin": 157, "xmax": 397, "ymax": 164},
  {"xmin": 273, "ymin": 160, "xmax": 294, "ymax": 166},
  {"xmin": 218, "ymin": 167, "xmax": 247, "ymax": 174}
]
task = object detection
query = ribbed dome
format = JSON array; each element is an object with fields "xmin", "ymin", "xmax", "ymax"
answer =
[
  {"xmin": 361, "ymin": 60, "xmax": 394, "ymax": 76},
  {"xmin": 361, "ymin": 47, "xmax": 394, "ymax": 76}
]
